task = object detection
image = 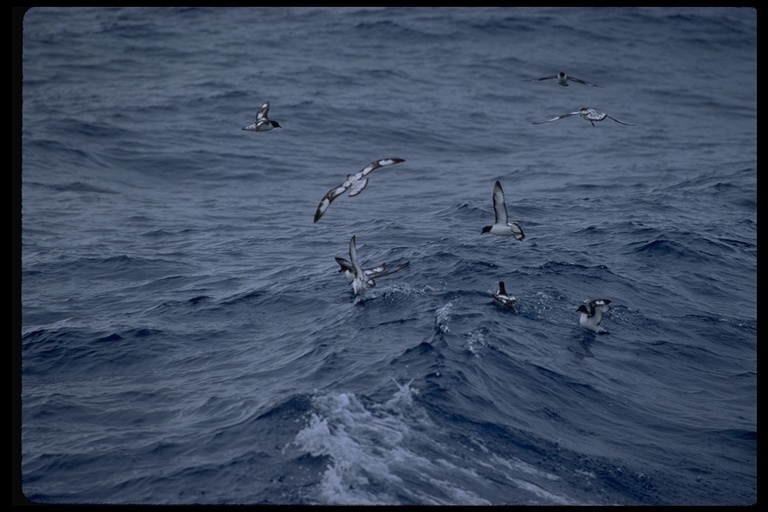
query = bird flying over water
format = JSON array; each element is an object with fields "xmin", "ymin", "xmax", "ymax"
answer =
[
  {"xmin": 481, "ymin": 180, "xmax": 525, "ymax": 240},
  {"xmin": 532, "ymin": 107, "xmax": 633, "ymax": 127},
  {"xmin": 526, "ymin": 71, "xmax": 601, "ymax": 87},
  {"xmin": 313, "ymin": 158, "xmax": 405, "ymax": 223},
  {"xmin": 242, "ymin": 101, "xmax": 281, "ymax": 132}
]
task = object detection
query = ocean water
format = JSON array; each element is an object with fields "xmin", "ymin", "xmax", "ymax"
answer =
[{"xmin": 17, "ymin": 6, "xmax": 757, "ymax": 505}]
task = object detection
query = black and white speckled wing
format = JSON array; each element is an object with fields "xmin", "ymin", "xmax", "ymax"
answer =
[
  {"xmin": 493, "ymin": 281, "xmax": 517, "ymax": 311},
  {"xmin": 588, "ymin": 298, "xmax": 612, "ymax": 316},
  {"xmin": 361, "ymin": 158, "xmax": 405, "ymax": 176},
  {"xmin": 367, "ymin": 260, "xmax": 409, "ymax": 279},
  {"xmin": 492, "ymin": 180, "xmax": 509, "ymax": 226},
  {"xmin": 532, "ymin": 111, "xmax": 580, "ymax": 124},
  {"xmin": 256, "ymin": 101, "xmax": 270, "ymax": 122},
  {"xmin": 494, "ymin": 296, "xmax": 517, "ymax": 310},
  {"xmin": 336, "ymin": 257, "xmax": 389, "ymax": 281},
  {"xmin": 314, "ymin": 182, "xmax": 351, "ymax": 223},
  {"xmin": 348, "ymin": 158, "xmax": 405, "ymax": 197},
  {"xmin": 344, "ymin": 261, "xmax": 408, "ymax": 282},
  {"xmin": 365, "ymin": 263, "xmax": 388, "ymax": 277}
]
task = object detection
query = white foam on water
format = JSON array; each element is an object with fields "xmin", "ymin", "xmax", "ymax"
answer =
[{"xmin": 293, "ymin": 383, "xmax": 491, "ymax": 505}]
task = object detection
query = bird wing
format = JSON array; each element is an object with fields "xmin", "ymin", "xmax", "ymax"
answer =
[
  {"xmin": 367, "ymin": 260, "xmax": 409, "ymax": 279},
  {"xmin": 528, "ymin": 75, "xmax": 558, "ymax": 82},
  {"xmin": 256, "ymin": 101, "xmax": 270, "ymax": 121},
  {"xmin": 510, "ymin": 222, "xmax": 525, "ymax": 241},
  {"xmin": 358, "ymin": 158, "xmax": 405, "ymax": 178},
  {"xmin": 492, "ymin": 180, "xmax": 509, "ymax": 225},
  {"xmin": 587, "ymin": 299, "xmax": 612, "ymax": 321},
  {"xmin": 349, "ymin": 235, "xmax": 364, "ymax": 279},
  {"xmin": 569, "ymin": 76, "xmax": 601, "ymax": 87},
  {"xmin": 364, "ymin": 263, "xmax": 387, "ymax": 277},
  {"xmin": 531, "ymin": 112, "xmax": 579, "ymax": 124},
  {"xmin": 493, "ymin": 291, "xmax": 517, "ymax": 311},
  {"xmin": 348, "ymin": 157, "xmax": 404, "ymax": 196},
  {"xmin": 606, "ymin": 115, "xmax": 634, "ymax": 126},
  {"xmin": 351, "ymin": 157, "xmax": 406, "ymax": 190},
  {"xmin": 314, "ymin": 182, "xmax": 350, "ymax": 223},
  {"xmin": 335, "ymin": 257, "xmax": 354, "ymax": 273}
]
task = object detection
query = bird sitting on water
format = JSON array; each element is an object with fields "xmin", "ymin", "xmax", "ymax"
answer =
[
  {"xmin": 492, "ymin": 281, "xmax": 517, "ymax": 312},
  {"xmin": 577, "ymin": 298, "xmax": 613, "ymax": 333}
]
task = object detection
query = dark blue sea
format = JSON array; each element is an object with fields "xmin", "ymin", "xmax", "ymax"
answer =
[{"xmin": 18, "ymin": 6, "xmax": 757, "ymax": 505}]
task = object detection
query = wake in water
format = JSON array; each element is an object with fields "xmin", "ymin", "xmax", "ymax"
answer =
[{"xmin": 293, "ymin": 380, "xmax": 577, "ymax": 505}]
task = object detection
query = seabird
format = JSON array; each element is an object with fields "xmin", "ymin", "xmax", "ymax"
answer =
[
  {"xmin": 493, "ymin": 281, "xmax": 517, "ymax": 311},
  {"xmin": 526, "ymin": 71, "xmax": 601, "ymax": 87},
  {"xmin": 577, "ymin": 298, "xmax": 613, "ymax": 333},
  {"xmin": 532, "ymin": 107, "xmax": 633, "ymax": 127},
  {"xmin": 481, "ymin": 180, "xmax": 525, "ymax": 240},
  {"xmin": 313, "ymin": 158, "xmax": 405, "ymax": 223},
  {"xmin": 242, "ymin": 101, "xmax": 282, "ymax": 132}
]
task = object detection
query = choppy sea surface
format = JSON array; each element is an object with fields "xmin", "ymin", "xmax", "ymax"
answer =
[{"xmin": 17, "ymin": 7, "xmax": 757, "ymax": 505}]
